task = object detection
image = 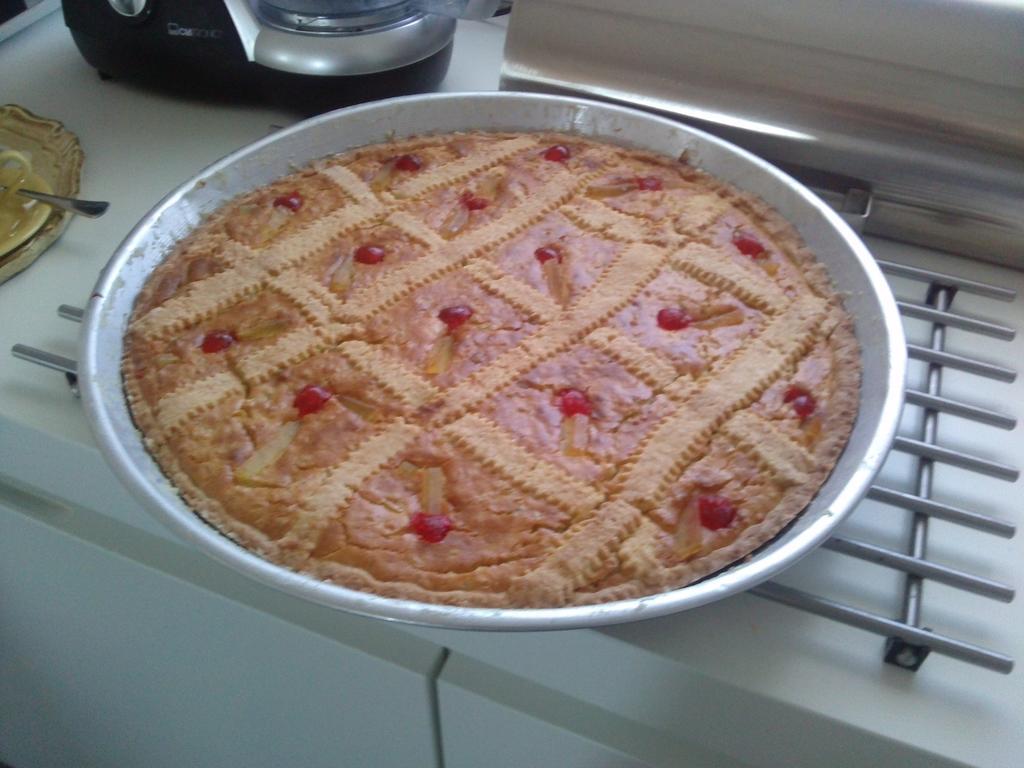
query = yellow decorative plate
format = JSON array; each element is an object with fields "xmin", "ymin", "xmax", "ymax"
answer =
[
  {"xmin": 0, "ymin": 105, "xmax": 84, "ymax": 285},
  {"xmin": 0, "ymin": 148, "xmax": 54, "ymax": 256}
]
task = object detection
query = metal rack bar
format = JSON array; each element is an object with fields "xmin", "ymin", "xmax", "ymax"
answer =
[
  {"xmin": 876, "ymin": 260, "xmax": 1017, "ymax": 301},
  {"xmin": 867, "ymin": 486, "xmax": 1016, "ymax": 538},
  {"xmin": 892, "ymin": 437, "xmax": 1020, "ymax": 481},
  {"xmin": 58, "ymin": 304, "xmax": 84, "ymax": 322},
  {"xmin": 906, "ymin": 345, "xmax": 1017, "ymax": 382},
  {"xmin": 897, "ymin": 301, "xmax": 1015, "ymax": 340},
  {"xmin": 903, "ymin": 390, "xmax": 1017, "ymax": 430},
  {"xmin": 822, "ymin": 537, "xmax": 1014, "ymax": 602},
  {"xmin": 751, "ymin": 582, "xmax": 1014, "ymax": 674},
  {"xmin": 11, "ymin": 344, "xmax": 77, "ymax": 375},
  {"xmin": 895, "ymin": 284, "xmax": 952, "ymax": 665},
  {"xmin": 11, "ymin": 344, "xmax": 80, "ymax": 397}
]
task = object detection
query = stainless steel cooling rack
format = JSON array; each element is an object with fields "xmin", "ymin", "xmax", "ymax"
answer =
[
  {"xmin": 12, "ymin": 257, "xmax": 1019, "ymax": 672},
  {"xmin": 752, "ymin": 259, "xmax": 1018, "ymax": 674}
]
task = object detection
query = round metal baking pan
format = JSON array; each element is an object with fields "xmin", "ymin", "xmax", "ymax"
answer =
[{"xmin": 79, "ymin": 92, "xmax": 906, "ymax": 630}]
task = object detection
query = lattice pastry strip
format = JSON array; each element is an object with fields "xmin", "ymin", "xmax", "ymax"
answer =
[
  {"xmin": 317, "ymin": 163, "xmax": 386, "ymax": 214},
  {"xmin": 278, "ymin": 420, "xmax": 421, "ymax": 562},
  {"xmin": 441, "ymin": 412, "xmax": 605, "ymax": 516},
  {"xmin": 464, "ymin": 260, "xmax": 561, "ymax": 322},
  {"xmin": 337, "ymin": 340, "xmax": 440, "ymax": 410},
  {"xmin": 390, "ymin": 136, "xmax": 535, "ymax": 199},
  {"xmin": 217, "ymin": 240, "xmax": 260, "ymax": 268},
  {"xmin": 318, "ymin": 321, "xmax": 362, "ymax": 345},
  {"xmin": 341, "ymin": 166, "xmax": 589, "ymax": 322},
  {"xmin": 720, "ymin": 410, "xmax": 816, "ymax": 487},
  {"xmin": 570, "ymin": 243, "xmax": 670, "ymax": 331},
  {"xmin": 432, "ymin": 242, "xmax": 667, "ymax": 424},
  {"xmin": 234, "ymin": 326, "xmax": 328, "ymax": 386},
  {"xmin": 259, "ymin": 205, "xmax": 381, "ymax": 275},
  {"xmin": 616, "ymin": 516, "xmax": 666, "ymax": 586},
  {"xmin": 616, "ymin": 295, "xmax": 828, "ymax": 509},
  {"xmin": 155, "ymin": 371, "xmax": 246, "ymax": 435},
  {"xmin": 506, "ymin": 499, "xmax": 642, "ymax": 607},
  {"xmin": 134, "ymin": 204, "xmax": 375, "ymax": 342},
  {"xmin": 669, "ymin": 242, "xmax": 786, "ymax": 314},
  {"xmin": 386, "ymin": 210, "xmax": 446, "ymax": 251},
  {"xmin": 561, "ymin": 197, "xmax": 669, "ymax": 245},
  {"xmin": 134, "ymin": 260, "xmax": 267, "ymax": 340},
  {"xmin": 584, "ymin": 327, "xmax": 678, "ymax": 390},
  {"xmin": 664, "ymin": 191, "xmax": 734, "ymax": 236},
  {"xmin": 446, "ymin": 166, "xmax": 586, "ymax": 257},
  {"xmin": 338, "ymin": 247, "xmax": 464, "ymax": 323},
  {"xmin": 272, "ymin": 269, "xmax": 345, "ymax": 326}
]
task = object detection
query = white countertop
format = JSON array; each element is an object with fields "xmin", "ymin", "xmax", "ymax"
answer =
[{"xmin": 1, "ymin": 10, "xmax": 1021, "ymax": 768}]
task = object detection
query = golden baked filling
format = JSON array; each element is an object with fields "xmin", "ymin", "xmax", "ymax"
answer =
[{"xmin": 124, "ymin": 132, "xmax": 859, "ymax": 607}]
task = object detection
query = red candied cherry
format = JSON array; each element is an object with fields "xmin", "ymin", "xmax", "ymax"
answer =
[
  {"xmin": 460, "ymin": 191, "xmax": 490, "ymax": 211},
  {"xmin": 732, "ymin": 231, "xmax": 767, "ymax": 258},
  {"xmin": 354, "ymin": 244, "xmax": 386, "ymax": 264},
  {"xmin": 394, "ymin": 154, "xmax": 423, "ymax": 172},
  {"xmin": 543, "ymin": 144, "xmax": 571, "ymax": 162},
  {"xmin": 534, "ymin": 245, "xmax": 562, "ymax": 264},
  {"xmin": 272, "ymin": 191, "xmax": 303, "ymax": 211},
  {"xmin": 698, "ymin": 495, "xmax": 737, "ymax": 530},
  {"xmin": 635, "ymin": 176, "xmax": 663, "ymax": 191},
  {"xmin": 438, "ymin": 304, "xmax": 473, "ymax": 331},
  {"xmin": 784, "ymin": 385, "xmax": 817, "ymax": 421},
  {"xmin": 294, "ymin": 385, "xmax": 332, "ymax": 417},
  {"xmin": 410, "ymin": 512, "xmax": 453, "ymax": 543},
  {"xmin": 557, "ymin": 388, "xmax": 593, "ymax": 417},
  {"xmin": 201, "ymin": 330, "xmax": 235, "ymax": 353},
  {"xmin": 656, "ymin": 307, "xmax": 691, "ymax": 331}
]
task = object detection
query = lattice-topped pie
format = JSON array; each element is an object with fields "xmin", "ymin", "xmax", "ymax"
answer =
[{"xmin": 124, "ymin": 131, "xmax": 859, "ymax": 607}]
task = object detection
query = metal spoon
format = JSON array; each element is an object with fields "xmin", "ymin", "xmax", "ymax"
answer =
[{"xmin": 0, "ymin": 185, "xmax": 109, "ymax": 218}]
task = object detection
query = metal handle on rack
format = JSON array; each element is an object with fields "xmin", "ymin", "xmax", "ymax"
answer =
[
  {"xmin": 11, "ymin": 305, "xmax": 84, "ymax": 396},
  {"xmin": 11, "ymin": 344, "xmax": 77, "ymax": 376},
  {"xmin": 58, "ymin": 305, "xmax": 84, "ymax": 323},
  {"xmin": 11, "ymin": 344, "xmax": 79, "ymax": 397}
]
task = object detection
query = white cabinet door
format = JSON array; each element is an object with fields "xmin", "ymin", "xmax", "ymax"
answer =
[
  {"xmin": 0, "ymin": 505, "xmax": 443, "ymax": 768},
  {"xmin": 438, "ymin": 653, "xmax": 745, "ymax": 768}
]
